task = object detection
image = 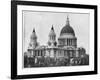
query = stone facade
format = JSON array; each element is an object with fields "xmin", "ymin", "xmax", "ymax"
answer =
[{"xmin": 24, "ymin": 16, "xmax": 89, "ymax": 67}]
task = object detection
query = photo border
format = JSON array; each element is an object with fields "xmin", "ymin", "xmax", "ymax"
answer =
[{"xmin": 11, "ymin": 0, "xmax": 97, "ymax": 79}]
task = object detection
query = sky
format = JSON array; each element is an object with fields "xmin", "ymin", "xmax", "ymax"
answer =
[{"xmin": 23, "ymin": 11, "xmax": 90, "ymax": 54}]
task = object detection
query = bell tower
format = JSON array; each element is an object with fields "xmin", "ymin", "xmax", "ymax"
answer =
[
  {"xmin": 29, "ymin": 28, "xmax": 38, "ymax": 49},
  {"xmin": 48, "ymin": 25, "xmax": 57, "ymax": 47}
]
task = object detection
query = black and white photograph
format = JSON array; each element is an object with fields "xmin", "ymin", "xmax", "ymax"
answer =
[
  {"xmin": 11, "ymin": 1, "xmax": 97, "ymax": 79},
  {"xmin": 23, "ymin": 11, "xmax": 89, "ymax": 68}
]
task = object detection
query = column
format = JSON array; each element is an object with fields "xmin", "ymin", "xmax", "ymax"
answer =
[
  {"xmin": 34, "ymin": 50, "xmax": 36, "ymax": 56},
  {"xmin": 40, "ymin": 50, "xmax": 42, "ymax": 56},
  {"xmin": 66, "ymin": 50, "xmax": 67, "ymax": 57},
  {"xmin": 73, "ymin": 38, "xmax": 75, "ymax": 46},
  {"xmin": 41, "ymin": 50, "xmax": 42, "ymax": 56},
  {"xmin": 69, "ymin": 39, "xmax": 70, "ymax": 46},
  {"xmin": 70, "ymin": 39, "xmax": 71, "ymax": 46},
  {"xmin": 33, "ymin": 50, "xmax": 34, "ymax": 56},
  {"xmin": 75, "ymin": 38, "xmax": 76, "ymax": 47},
  {"xmin": 74, "ymin": 39, "xmax": 75, "ymax": 47},
  {"xmin": 67, "ymin": 39, "xmax": 68, "ymax": 46},
  {"xmin": 44, "ymin": 49, "xmax": 45, "ymax": 57},
  {"xmin": 70, "ymin": 39, "xmax": 72, "ymax": 46},
  {"xmin": 39, "ymin": 50, "xmax": 40, "ymax": 56},
  {"xmin": 71, "ymin": 39, "xmax": 72, "ymax": 46},
  {"xmin": 68, "ymin": 39, "xmax": 69, "ymax": 46},
  {"xmin": 66, "ymin": 39, "xmax": 67, "ymax": 45},
  {"xmin": 38, "ymin": 50, "xmax": 39, "ymax": 56},
  {"xmin": 36, "ymin": 50, "xmax": 37, "ymax": 56},
  {"xmin": 72, "ymin": 39, "xmax": 73, "ymax": 46},
  {"xmin": 73, "ymin": 39, "xmax": 74, "ymax": 46}
]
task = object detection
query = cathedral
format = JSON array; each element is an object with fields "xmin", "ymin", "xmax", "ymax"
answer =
[{"xmin": 24, "ymin": 16, "xmax": 89, "ymax": 67}]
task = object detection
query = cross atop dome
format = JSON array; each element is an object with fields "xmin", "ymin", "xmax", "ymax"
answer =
[{"xmin": 66, "ymin": 15, "xmax": 70, "ymax": 26}]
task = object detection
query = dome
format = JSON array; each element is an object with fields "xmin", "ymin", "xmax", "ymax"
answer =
[
  {"xmin": 60, "ymin": 16, "xmax": 75, "ymax": 36},
  {"xmin": 60, "ymin": 25, "xmax": 75, "ymax": 36}
]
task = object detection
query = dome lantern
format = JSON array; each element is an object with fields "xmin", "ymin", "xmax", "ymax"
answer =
[{"xmin": 66, "ymin": 16, "xmax": 70, "ymax": 26}]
